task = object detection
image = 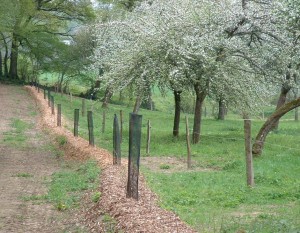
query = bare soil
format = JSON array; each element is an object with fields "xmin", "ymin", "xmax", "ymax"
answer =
[{"xmin": 0, "ymin": 85, "xmax": 87, "ymax": 233}]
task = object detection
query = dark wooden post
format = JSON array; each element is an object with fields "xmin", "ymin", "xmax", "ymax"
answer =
[
  {"xmin": 48, "ymin": 90, "xmax": 51, "ymax": 107},
  {"xmin": 127, "ymin": 113, "xmax": 142, "ymax": 200},
  {"xmin": 186, "ymin": 116, "xmax": 192, "ymax": 169},
  {"xmin": 51, "ymin": 96, "xmax": 55, "ymax": 115},
  {"xmin": 82, "ymin": 98, "xmax": 86, "ymax": 117},
  {"xmin": 87, "ymin": 111, "xmax": 94, "ymax": 146},
  {"xmin": 57, "ymin": 104, "xmax": 61, "ymax": 127},
  {"xmin": 37, "ymin": 83, "xmax": 40, "ymax": 93},
  {"xmin": 102, "ymin": 110, "xmax": 106, "ymax": 133},
  {"xmin": 120, "ymin": 110, "xmax": 123, "ymax": 142},
  {"xmin": 113, "ymin": 114, "xmax": 121, "ymax": 165},
  {"xmin": 146, "ymin": 120, "xmax": 151, "ymax": 155},
  {"xmin": 44, "ymin": 89, "xmax": 46, "ymax": 99},
  {"xmin": 244, "ymin": 119, "xmax": 254, "ymax": 187},
  {"xmin": 74, "ymin": 109, "xmax": 79, "ymax": 137}
]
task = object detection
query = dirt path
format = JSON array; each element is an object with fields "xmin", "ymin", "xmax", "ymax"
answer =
[{"xmin": 0, "ymin": 85, "xmax": 72, "ymax": 233}]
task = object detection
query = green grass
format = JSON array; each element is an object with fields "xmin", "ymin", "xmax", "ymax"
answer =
[
  {"xmin": 48, "ymin": 160, "xmax": 100, "ymax": 210},
  {"xmin": 44, "ymin": 91, "xmax": 300, "ymax": 232},
  {"xmin": 15, "ymin": 173, "xmax": 33, "ymax": 178},
  {"xmin": 2, "ymin": 119, "xmax": 31, "ymax": 147}
]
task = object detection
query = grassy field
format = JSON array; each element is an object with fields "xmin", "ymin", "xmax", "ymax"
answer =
[{"xmin": 46, "ymin": 90, "xmax": 300, "ymax": 232}]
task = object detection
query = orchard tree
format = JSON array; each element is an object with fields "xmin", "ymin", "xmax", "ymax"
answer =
[{"xmin": 0, "ymin": 0, "xmax": 95, "ymax": 80}]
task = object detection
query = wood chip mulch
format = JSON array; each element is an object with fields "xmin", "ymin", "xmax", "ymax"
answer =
[{"xmin": 26, "ymin": 86, "xmax": 197, "ymax": 233}]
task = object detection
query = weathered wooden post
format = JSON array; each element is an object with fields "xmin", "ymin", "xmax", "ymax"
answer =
[
  {"xmin": 51, "ymin": 96, "xmax": 55, "ymax": 115},
  {"xmin": 37, "ymin": 83, "xmax": 40, "ymax": 93},
  {"xmin": 74, "ymin": 109, "xmax": 79, "ymax": 137},
  {"xmin": 82, "ymin": 98, "xmax": 86, "ymax": 117},
  {"xmin": 48, "ymin": 90, "xmax": 51, "ymax": 107},
  {"xmin": 102, "ymin": 110, "xmax": 106, "ymax": 133},
  {"xmin": 146, "ymin": 120, "xmax": 151, "ymax": 155},
  {"xmin": 113, "ymin": 114, "xmax": 121, "ymax": 165},
  {"xmin": 127, "ymin": 113, "xmax": 142, "ymax": 200},
  {"xmin": 87, "ymin": 111, "xmax": 94, "ymax": 146},
  {"xmin": 244, "ymin": 119, "xmax": 254, "ymax": 187},
  {"xmin": 57, "ymin": 104, "xmax": 61, "ymax": 127},
  {"xmin": 120, "ymin": 110, "xmax": 123, "ymax": 142},
  {"xmin": 186, "ymin": 116, "xmax": 192, "ymax": 169},
  {"xmin": 44, "ymin": 89, "xmax": 46, "ymax": 99}
]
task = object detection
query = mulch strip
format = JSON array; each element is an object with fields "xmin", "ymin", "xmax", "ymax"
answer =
[{"xmin": 26, "ymin": 86, "xmax": 197, "ymax": 233}]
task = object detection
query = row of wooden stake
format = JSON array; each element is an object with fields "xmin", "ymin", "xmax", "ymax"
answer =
[{"xmin": 41, "ymin": 86, "xmax": 254, "ymax": 190}]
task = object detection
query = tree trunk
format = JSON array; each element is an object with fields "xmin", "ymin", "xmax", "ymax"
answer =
[
  {"xmin": 294, "ymin": 90, "xmax": 298, "ymax": 121},
  {"xmin": 173, "ymin": 90, "xmax": 182, "ymax": 137},
  {"xmin": 4, "ymin": 43, "xmax": 9, "ymax": 78},
  {"xmin": 0, "ymin": 50, "xmax": 3, "ymax": 78},
  {"xmin": 133, "ymin": 96, "xmax": 142, "ymax": 113},
  {"xmin": 102, "ymin": 87, "xmax": 113, "ymax": 108},
  {"xmin": 9, "ymin": 33, "xmax": 19, "ymax": 79},
  {"xmin": 218, "ymin": 98, "xmax": 226, "ymax": 120},
  {"xmin": 271, "ymin": 75, "xmax": 292, "ymax": 130},
  {"xmin": 252, "ymin": 97, "xmax": 300, "ymax": 156},
  {"xmin": 192, "ymin": 83, "xmax": 206, "ymax": 144}
]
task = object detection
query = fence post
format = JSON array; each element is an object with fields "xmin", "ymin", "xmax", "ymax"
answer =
[
  {"xmin": 87, "ymin": 111, "xmax": 94, "ymax": 146},
  {"xmin": 57, "ymin": 104, "xmax": 61, "ymax": 127},
  {"xmin": 74, "ymin": 109, "xmax": 79, "ymax": 137},
  {"xmin": 113, "ymin": 114, "xmax": 121, "ymax": 165},
  {"xmin": 186, "ymin": 116, "xmax": 192, "ymax": 169},
  {"xmin": 51, "ymin": 96, "xmax": 55, "ymax": 115},
  {"xmin": 37, "ymin": 83, "xmax": 40, "ymax": 93},
  {"xmin": 120, "ymin": 110, "xmax": 123, "ymax": 142},
  {"xmin": 44, "ymin": 89, "xmax": 46, "ymax": 99},
  {"xmin": 102, "ymin": 110, "xmax": 106, "ymax": 133},
  {"xmin": 146, "ymin": 120, "xmax": 151, "ymax": 155},
  {"xmin": 48, "ymin": 90, "xmax": 51, "ymax": 107},
  {"xmin": 244, "ymin": 119, "xmax": 254, "ymax": 187},
  {"xmin": 82, "ymin": 99, "xmax": 86, "ymax": 117},
  {"xmin": 127, "ymin": 113, "xmax": 142, "ymax": 200}
]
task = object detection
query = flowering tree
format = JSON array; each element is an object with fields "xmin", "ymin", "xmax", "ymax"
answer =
[{"xmin": 92, "ymin": 0, "xmax": 298, "ymax": 146}]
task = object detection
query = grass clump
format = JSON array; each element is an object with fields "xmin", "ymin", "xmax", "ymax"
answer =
[
  {"xmin": 48, "ymin": 160, "xmax": 100, "ymax": 211},
  {"xmin": 2, "ymin": 119, "xmax": 30, "ymax": 147},
  {"xmin": 15, "ymin": 172, "xmax": 33, "ymax": 178},
  {"xmin": 159, "ymin": 164, "xmax": 171, "ymax": 170},
  {"xmin": 56, "ymin": 135, "xmax": 68, "ymax": 146},
  {"xmin": 92, "ymin": 191, "xmax": 101, "ymax": 203}
]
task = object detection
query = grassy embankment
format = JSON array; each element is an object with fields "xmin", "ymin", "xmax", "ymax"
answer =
[{"xmin": 41, "ymin": 85, "xmax": 300, "ymax": 232}]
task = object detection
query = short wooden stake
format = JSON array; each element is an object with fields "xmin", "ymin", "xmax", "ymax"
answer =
[
  {"xmin": 146, "ymin": 120, "xmax": 151, "ymax": 155},
  {"xmin": 113, "ymin": 114, "xmax": 121, "ymax": 165},
  {"xmin": 127, "ymin": 113, "xmax": 142, "ymax": 200},
  {"xmin": 48, "ymin": 90, "xmax": 51, "ymax": 107},
  {"xmin": 186, "ymin": 116, "xmax": 192, "ymax": 169},
  {"xmin": 87, "ymin": 111, "xmax": 94, "ymax": 146},
  {"xmin": 244, "ymin": 119, "xmax": 254, "ymax": 187},
  {"xmin": 51, "ymin": 96, "xmax": 55, "ymax": 115},
  {"xmin": 82, "ymin": 99, "xmax": 86, "ymax": 117},
  {"xmin": 57, "ymin": 104, "xmax": 61, "ymax": 127},
  {"xmin": 120, "ymin": 110, "xmax": 123, "ymax": 142},
  {"xmin": 44, "ymin": 89, "xmax": 46, "ymax": 99},
  {"xmin": 74, "ymin": 109, "xmax": 79, "ymax": 137},
  {"xmin": 102, "ymin": 110, "xmax": 106, "ymax": 133}
]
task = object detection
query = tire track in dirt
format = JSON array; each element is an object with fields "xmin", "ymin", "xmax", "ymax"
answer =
[{"xmin": 0, "ymin": 85, "xmax": 69, "ymax": 233}]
